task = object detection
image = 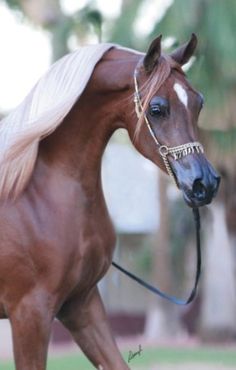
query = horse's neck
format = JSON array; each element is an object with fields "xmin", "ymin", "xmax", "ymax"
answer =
[{"xmin": 37, "ymin": 49, "xmax": 140, "ymax": 197}]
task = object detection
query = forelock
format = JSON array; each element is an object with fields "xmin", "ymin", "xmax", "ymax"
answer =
[{"xmin": 134, "ymin": 55, "xmax": 172, "ymax": 135}]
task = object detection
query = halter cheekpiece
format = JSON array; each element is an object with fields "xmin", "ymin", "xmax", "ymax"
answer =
[{"xmin": 133, "ymin": 68, "xmax": 204, "ymax": 186}]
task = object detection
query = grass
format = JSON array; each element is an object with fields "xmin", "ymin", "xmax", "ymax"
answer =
[
  {"xmin": 125, "ymin": 346, "xmax": 236, "ymax": 368},
  {"xmin": 1, "ymin": 346, "xmax": 236, "ymax": 369}
]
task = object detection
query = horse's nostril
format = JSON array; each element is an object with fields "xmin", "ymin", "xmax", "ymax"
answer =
[{"xmin": 192, "ymin": 179, "xmax": 207, "ymax": 201}]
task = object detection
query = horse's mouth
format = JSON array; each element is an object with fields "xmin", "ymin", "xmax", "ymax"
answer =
[
  {"xmin": 169, "ymin": 154, "xmax": 220, "ymax": 208},
  {"xmin": 178, "ymin": 176, "xmax": 220, "ymax": 208},
  {"xmin": 181, "ymin": 188, "xmax": 214, "ymax": 208}
]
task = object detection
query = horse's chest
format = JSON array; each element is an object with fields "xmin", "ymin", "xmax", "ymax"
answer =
[
  {"xmin": 0, "ymin": 198, "xmax": 116, "ymax": 306},
  {"xmin": 54, "ymin": 208, "xmax": 116, "ymax": 295}
]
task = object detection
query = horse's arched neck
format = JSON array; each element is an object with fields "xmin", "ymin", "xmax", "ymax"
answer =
[{"xmin": 37, "ymin": 49, "xmax": 140, "ymax": 197}]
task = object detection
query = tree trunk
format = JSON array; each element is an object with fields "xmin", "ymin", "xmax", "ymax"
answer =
[
  {"xmin": 145, "ymin": 172, "xmax": 185, "ymax": 339},
  {"xmin": 19, "ymin": 0, "xmax": 61, "ymax": 27},
  {"xmin": 19, "ymin": 0, "xmax": 69, "ymax": 61},
  {"xmin": 200, "ymin": 202, "xmax": 236, "ymax": 341}
]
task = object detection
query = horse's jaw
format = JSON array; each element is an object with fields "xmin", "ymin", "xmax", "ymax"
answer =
[{"xmin": 170, "ymin": 154, "xmax": 220, "ymax": 208}]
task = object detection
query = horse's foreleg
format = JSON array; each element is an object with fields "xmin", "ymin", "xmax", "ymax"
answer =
[
  {"xmin": 58, "ymin": 286, "xmax": 130, "ymax": 370},
  {"xmin": 9, "ymin": 291, "xmax": 52, "ymax": 370}
]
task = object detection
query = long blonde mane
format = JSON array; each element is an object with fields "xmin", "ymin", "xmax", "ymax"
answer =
[{"xmin": 0, "ymin": 43, "xmax": 114, "ymax": 201}]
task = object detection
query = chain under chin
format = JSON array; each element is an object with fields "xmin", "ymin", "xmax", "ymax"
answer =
[
  {"xmin": 159, "ymin": 142, "xmax": 204, "ymax": 188},
  {"xmin": 160, "ymin": 152, "xmax": 178, "ymax": 187}
]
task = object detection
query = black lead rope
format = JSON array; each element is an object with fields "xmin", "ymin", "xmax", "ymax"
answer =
[{"xmin": 112, "ymin": 207, "xmax": 201, "ymax": 305}]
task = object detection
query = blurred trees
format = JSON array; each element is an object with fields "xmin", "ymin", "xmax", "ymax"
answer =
[
  {"xmin": 2, "ymin": 0, "xmax": 103, "ymax": 60},
  {"xmin": 157, "ymin": 0, "xmax": 236, "ymax": 340},
  {"xmin": 3, "ymin": 0, "xmax": 69, "ymax": 60},
  {"xmin": 157, "ymin": 0, "xmax": 236, "ymax": 126},
  {"xmin": 109, "ymin": 0, "xmax": 143, "ymax": 47}
]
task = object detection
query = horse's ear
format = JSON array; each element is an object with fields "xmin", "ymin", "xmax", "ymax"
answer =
[
  {"xmin": 170, "ymin": 33, "xmax": 198, "ymax": 66},
  {"xmin": 143, "ymin": 35, "xmax": 162, "ymax": 74}
]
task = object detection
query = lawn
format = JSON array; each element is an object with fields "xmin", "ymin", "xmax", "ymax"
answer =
[{"xmin": 1, "ymin": 346, "xmax": 236, "ymax": 369}]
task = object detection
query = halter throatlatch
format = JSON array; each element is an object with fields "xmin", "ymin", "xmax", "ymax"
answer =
[{"xmin": 133, "ymin": 69, "xmax": 204, "ymax": 187}]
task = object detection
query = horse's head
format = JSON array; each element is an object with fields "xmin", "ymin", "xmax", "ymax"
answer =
[{"xmin": 128, "ymin": 34, "xmax": 220, "ymax": 207}]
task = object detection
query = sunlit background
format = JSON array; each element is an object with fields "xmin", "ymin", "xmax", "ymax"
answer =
[
  {"xmin": 0, "ymin": 0, "xmax": 236, "ymax": 369},
  {"xmin": 0, "ymin": 0, "xmax": 172, "ymax": 112}
]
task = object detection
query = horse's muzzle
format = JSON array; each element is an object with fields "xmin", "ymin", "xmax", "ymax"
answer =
[{"xmin": 171, "ymin": 154, "xmax": 220, "ymax": 207}]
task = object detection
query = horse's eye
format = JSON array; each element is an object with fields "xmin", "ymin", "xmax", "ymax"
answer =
[
  {"xmin": 149, "ymin": 97, "xmax": 169, "ymax": 118},
  {"xmin": 150, "ymin": 105, "xmax": 162, "ymax": 116}
]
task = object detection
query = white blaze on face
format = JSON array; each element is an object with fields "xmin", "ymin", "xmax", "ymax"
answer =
[{"xmin": 174, "ymin": 83, "xmax": 188, "ymax": 108}]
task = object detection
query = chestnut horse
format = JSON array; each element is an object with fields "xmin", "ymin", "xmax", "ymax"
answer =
[{"xmin": 0, "ymin": 35, "xmax": 219, "ymax": 370}]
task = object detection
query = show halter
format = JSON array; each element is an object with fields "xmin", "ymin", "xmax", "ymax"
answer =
[
  {"xmin": 133, "ymin": 69, "xmax": 204, "ymax": 186},
  {"xmin": 112, "ymin": 67, "xmax": 203, "ymax": 306}
]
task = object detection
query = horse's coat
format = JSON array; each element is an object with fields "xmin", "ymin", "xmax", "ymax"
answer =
[{"xmin": 0, "ymin": 35, "xmax": 219, "ymax": 370}]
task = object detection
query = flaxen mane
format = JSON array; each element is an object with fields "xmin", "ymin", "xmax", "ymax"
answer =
[
  {"xmin": 0, "ymin": 43, "xmax": 174, "ymax": 201},
  {"xmin": 0, "ymin": 43, "xmax": 114, "ymax": 200}
]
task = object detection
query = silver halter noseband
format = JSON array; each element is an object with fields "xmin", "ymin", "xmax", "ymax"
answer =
[{"xmin": 133, "ymin": 68, "xmax": 204, "ymax": 187}]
